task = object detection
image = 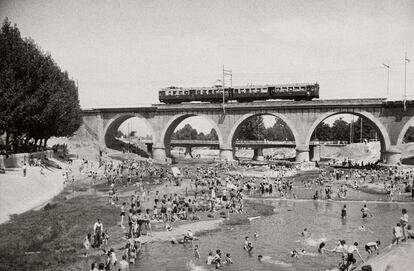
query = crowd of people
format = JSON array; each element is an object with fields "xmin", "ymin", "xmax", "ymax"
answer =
[{"xmin": 57, "ymin": 152, "xmax": 414, "ymax": 271}]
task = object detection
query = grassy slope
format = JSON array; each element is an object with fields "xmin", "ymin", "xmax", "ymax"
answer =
[{"xmin": 0, "ymin": 192, "xmax": 119, "ymax": 271}]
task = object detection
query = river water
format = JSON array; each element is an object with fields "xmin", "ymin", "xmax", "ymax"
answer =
[{"xmin": 132, "ymin": 199, "xmax": 413, "ymax": 271}]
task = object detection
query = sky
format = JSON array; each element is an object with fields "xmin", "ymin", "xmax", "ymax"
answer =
[{"xmin": 1, "ymin": 0, "xmax": 413, "ymax": 134}]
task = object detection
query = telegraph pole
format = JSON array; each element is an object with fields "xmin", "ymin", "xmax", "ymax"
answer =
[
  {"xmin": 404, "ymin": 53, "xmax": 410, "ymax": 111},
  {"xmin": 382, "ymin": 63, "xmax": 390, "ymax": 99},
  {"xmin": 222, "ymin": 65, "xmax": 232, "ymax": 115}
]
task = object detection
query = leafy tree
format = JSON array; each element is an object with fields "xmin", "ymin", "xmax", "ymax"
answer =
[
  {"xmin": 0, "ymin": 18, "xmax": 82, "ymax": 152},
  {"xmin": 237, "ymin": 116, "xmax": 266, "ymax": 140},
  {"xmin": 311, "ymin": 122, "xmax": 331, "ymax": 141},
  {"xmin": 330, "ymin": 118, "xmax": 350, "ymax": 142}
]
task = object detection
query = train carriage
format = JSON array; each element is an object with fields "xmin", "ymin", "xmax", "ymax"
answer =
[{"xmin": 159, "ymin": 83, "xmax": 319, "ymax": 104}]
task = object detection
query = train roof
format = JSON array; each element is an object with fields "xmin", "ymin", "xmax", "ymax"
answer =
[{"xmin": 160, "ymin": 82, "xmax": 318, "ymax": 91}]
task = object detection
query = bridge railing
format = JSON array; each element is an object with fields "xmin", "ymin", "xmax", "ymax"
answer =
[{"xmin": 123, "ymin": 138, "xmax": 349, "ymax": 146}]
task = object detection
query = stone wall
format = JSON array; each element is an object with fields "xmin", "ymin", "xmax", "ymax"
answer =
[{"xmin": 0, "ymin": 150, "xmax": 53, "ymax": 168}]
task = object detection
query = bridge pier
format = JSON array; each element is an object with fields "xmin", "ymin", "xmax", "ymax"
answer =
[
  {"xmin": 296, "ymin": 145, "xmax": 310, "ymax": 162},
  {"xmin": 220, "ymin": 145, "xmax": 234, "ymax": 161},
  {"xmin": 152, "ymin": 143, "xmax": 167, "ymax": 162},
  {"xmin": 184, "ymin": 146, "xmax": 193, "ymax": 158},
  {"xmin": 382, "ymin": 145, "xmax": 402, "ymax": 165},
  {"xmin": 252, "ymin": 148, "xmax": 264, "ymax": 161},
  {"xmin": 310, "ymin": 145, "xmax": 320, "ymax": 162}
]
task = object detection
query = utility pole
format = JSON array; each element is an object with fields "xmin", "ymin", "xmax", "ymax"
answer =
[
  {"xmin": 360, "ymin": 118, "xmax": 363, "ymax": 143},
  {"xmin": 222, "ymin": 65, "xmax": 232, "ymax": 115},
  {"xmin": 382, "ymin": 63, "xmax": 390, "ymax": 99},
  {"xmin": 404, "ymin": 53, "xmax": 410, "ymax": 111}
]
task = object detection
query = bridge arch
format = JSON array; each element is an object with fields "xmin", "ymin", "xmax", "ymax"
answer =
[
  {"xmin": 305, "ymin": 111, "xmax": 391, "ymax": 156},
  {"xmin": 103, "ymin": 113, "xmax": 156, "ymax": 149},
  {"xmin": 227, "ymin": 112, "xmax": 299, "ymax": 147},
  {"xmin": 226, "ymin": 112, "xmax": 299, "ymax": 160},
  {"xmin": 160, "ymin": 114, "xmax": 224, "ymax": 157},
  {"xmin": 396, "ymin": 116, "xmax": 414, "ymax": 146}
]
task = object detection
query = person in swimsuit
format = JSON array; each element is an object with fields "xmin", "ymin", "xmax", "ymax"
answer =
[
  {"xmin": 341, "ymin": 205, "xmax": 347, "ymax": 219},
  {"xmin": 344, "ymin": 242, "xmax": 364, "ymax": 271},
  {"xmin": 120, "ymin": 202, "xmax": 126, "ymax": 229},
  {"xmin": 365, "ymin": 241, "xmax": 380, "ymax": 254},
  {"xmin": 243, "ymin": 236, "xmax": 253, "ymax": 252},
  {"xmin": 194, "ymin": 245, "xmax": 200, "ymax": 259},
  {"xmin": 361, "ymin": 205, "xmax": 372, "ymax": 218},
  {"xmin": 83, "ymin": 233, "xmax": 91, "ymax": 257},
  {"xmin": 93, "ymin": 219, "xmax": 103, "ymax": 248}
]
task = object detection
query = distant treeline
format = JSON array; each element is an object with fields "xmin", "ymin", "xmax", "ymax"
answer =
[
  {"xmin": 170, "ymin": 115, "xmax": 414, "ymax": 143},
  {"xmin": 0, "ymin": 18, "xmax": 82, "ymax": 153}
]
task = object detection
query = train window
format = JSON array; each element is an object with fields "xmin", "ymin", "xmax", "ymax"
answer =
[
  {"xmin": 288, "ymin": 87, "xmax": 293, "ymax": 91},
  {"xmin": 208, "ymin": 89, "xmax": 213, "ymax": 94},
  {"xmin": 246, "ymin": 89, "xmax": 250, "ymax": 93},
  {"xmin": 276, "ymin": 87, "xmax": 281, "ymax": 91},
  {"xmin": 240, "ymin": 89, "xmax": 245, "ymax": 93},
  {"xmin": 196, "ymin": 90, "xmax": 201, "ymax": 94},
  {"xmin": 235, "ymin": 89, "xmax": 239, "ymax": 93},
  {"xmin": 251, "ymin": 88, "xmax": 255, "ymax": 93},
  {"xmin": 184, "ymin": 91, "xmax": 188, "ymax": 95},
  {"xmin": 173, "ymin": 91, "xmax": 177, "ymax": 95},
  {"xmin": 301, "ymin": 87, "xmax": 306, "ymax": 90},
  {"xmin": 294, "ymin": 87, "xmax": 299, "ymax": 91},
  {"xmin": 203, "ymin": 90, "xmax": 207, "ymax": 94},
  {"xmin": 179, "ymin": 91, "xmax": 183, "ymax": 95},
  {"xmin": 282, "ymin": 87, "xmax": 287, "ymax": 92}
]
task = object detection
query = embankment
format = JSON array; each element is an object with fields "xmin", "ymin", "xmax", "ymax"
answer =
[
  {"xmin": 0, "ymin": 166, "xmax": 64, "ymax": 224},
  {"xmin": 356, "ymin": 240, "xmax": 414, "ymax": 270}
]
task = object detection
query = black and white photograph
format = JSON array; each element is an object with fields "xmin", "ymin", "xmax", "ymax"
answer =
[{"xmin": 0, "ymin": 1, "xmax": 413, "ymax": 270}]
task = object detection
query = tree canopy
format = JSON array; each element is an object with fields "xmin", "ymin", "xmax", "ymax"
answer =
[
  {"xmin": 311, "ymin": 117, "xmax": 377, "ymax": 143},
  {"xmin": 0, "ymin": 18, "xmax": 82, "ymax": 153},
  {"xmin": 236, "ymin": 116, "xmax": 294, "ymax": 141},
  {"xmin": 172, "ymin": 124, "xmax": 218, "ymax": 141}
]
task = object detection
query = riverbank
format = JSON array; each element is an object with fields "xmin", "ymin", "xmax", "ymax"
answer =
[
  {"xmin": 0, "ymin": 160, "xmax": 277, "ymax": 270},
  {"xmin": 356, "ymin": 240, "xmax": 414, "ymax": 271},
  {"xmin": 0, "ymin": 166, "xmax": 64, "ymax": 224}
]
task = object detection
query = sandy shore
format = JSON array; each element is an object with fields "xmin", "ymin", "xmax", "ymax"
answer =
[
  {"xmin": 0, "ymin": 166, "xmax": 64, "ymax": 224},
  {"xmin": 140, "ymin": 219, "xmax": 223, "ymax": 243},
  {"xmin": 356, "ymin": 240, "xmax": 414, "ymax": 271}
]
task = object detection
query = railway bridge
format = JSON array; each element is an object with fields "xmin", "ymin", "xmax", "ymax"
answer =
[{"xmin": 82, "ymin": 99, "xmax": 414, "ymax": 164}]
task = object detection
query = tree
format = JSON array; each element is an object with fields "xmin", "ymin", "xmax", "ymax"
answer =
[
  {"xmin": 237, "ymin": 116, "xmax": 266, "ymax": 140},
  {"xmin": 330, "ymin": 118, "xmax": 350, "ymax": 142},
  {"xmin": 311, "ymin": 122, "xmax": 331, "ymax": 141},
  {"xmin": 350, "ymin": 117, "xmax": 377, "ymax": 143},
  {"xmin": 0, "ymin": 18, "xmax": 82, "ymax": 152}
]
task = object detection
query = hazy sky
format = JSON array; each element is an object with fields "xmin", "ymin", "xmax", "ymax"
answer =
[
  {"xmin": 1, "ymin": 0, "xmax": 413, "ymax": 134},
  {"xmin": 2, "ymin": 0, "xmax": 413, "ymax": 108}
]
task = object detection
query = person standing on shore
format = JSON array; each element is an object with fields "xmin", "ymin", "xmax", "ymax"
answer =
[
  {"xmin": 93, "ymin": 219, "xmax": 103, "ymax": 248},
  {"xmin": 400, "ymin": 208, "xmax": 409, "ymax": 241},
  {"xmin": 120, "ymin": 202, "xmax": 126, "ymax": 229},
  {"xmin": 83, "ymin": 233, "xmax": 91, "ymax": 257},
  {"xmin": 23, "ymin": 163, "xmax": 27, "ymax": 177}
]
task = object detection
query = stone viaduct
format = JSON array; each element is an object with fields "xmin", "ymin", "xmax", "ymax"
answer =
[{"xmin": 81, "ymin": 99, "xmax": 414, "ymax": 164}]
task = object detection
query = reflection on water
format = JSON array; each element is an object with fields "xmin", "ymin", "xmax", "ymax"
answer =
[{"xmin": 133, "ymin": 200, "xmax": 413, "ymax": 271}]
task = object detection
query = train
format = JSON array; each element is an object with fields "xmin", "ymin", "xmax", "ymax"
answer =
[{"xmin": 158, "ymin": 83, "xmax": 319, "ymax": 104}]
